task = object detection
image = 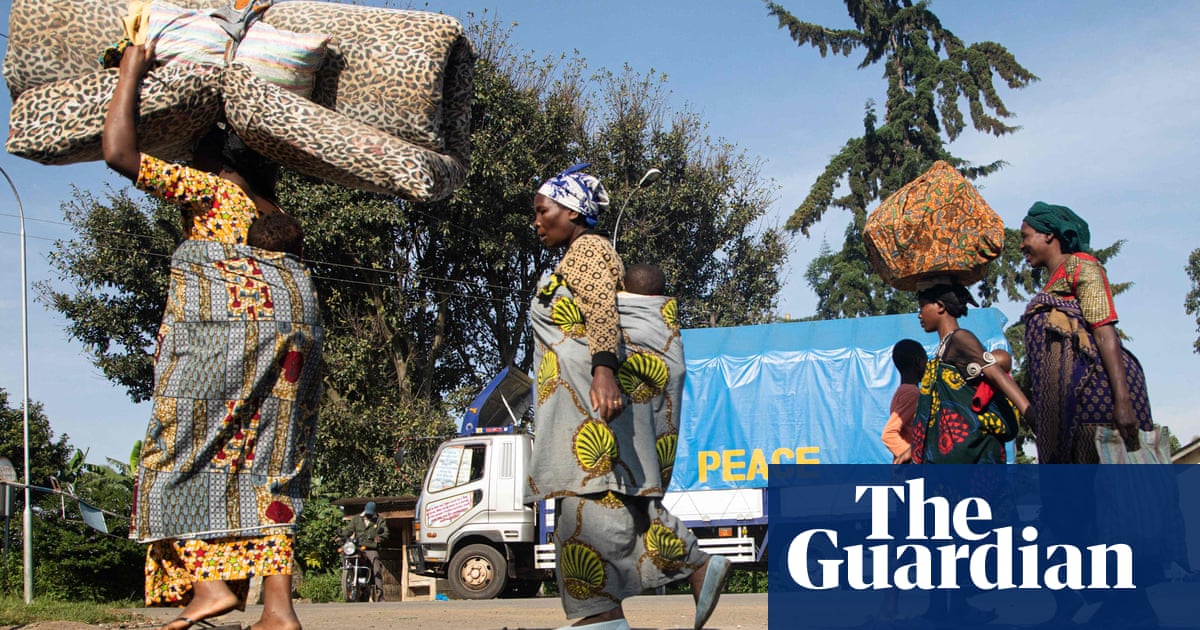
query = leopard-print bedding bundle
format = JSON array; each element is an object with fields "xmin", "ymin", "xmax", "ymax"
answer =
[{"xmin": 3, "ymin": 0, "xmax": 474, "ymax": 202}]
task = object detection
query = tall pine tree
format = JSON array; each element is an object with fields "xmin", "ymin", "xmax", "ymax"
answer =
[{"xmin": 766, "ymin": 0, "xmax": 1037, "ymax": 317}]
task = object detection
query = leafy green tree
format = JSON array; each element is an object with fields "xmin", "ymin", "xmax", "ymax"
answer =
[
  {"xmin": 41, "ymin": 187, "xmax": 176, "ymax": 403},
  {"xmin": 0, "ymin": 392, "xmax": 142, "ymax": 600},
  {"xmin": 585, "ymin": 66, "xmax": 789, "ymax": 328},
  {"xmin": 58, "ymin": 448, "xmax": 136, "ymax": 512},
  {"xmin": 765, "ymin": 0, "xmax": 1037, "ymax": 318},
  {"xmin": 32, "ymin": 449, "xmax": 142, "ymax": 602},
  {"xmin": 293, "ymin": 493, "xmax": 344, "ymax": 575},
  {"xmin": 1186, "ymin": 247, "xmax": 1200, "ymax": 354},
  {"xmin": 0, "ymin": 389, "xmax": 73, "ymax": 498}
]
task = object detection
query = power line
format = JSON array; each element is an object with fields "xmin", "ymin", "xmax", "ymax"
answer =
[
  {"xmin": 0, "ymin": 228, "xmax": 536, "ymax": 303},
  {"xmin": 0, "ymin": 211, "xmax": 177, "ymax": 246},
  {"xmin": 0, "ymin": 212, "xmax": 537, "ymax": 297}
]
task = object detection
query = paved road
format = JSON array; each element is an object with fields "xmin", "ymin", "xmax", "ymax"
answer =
[{"xmin": 130, "ymin": 593, "xmax": 768, "ymax": 630}]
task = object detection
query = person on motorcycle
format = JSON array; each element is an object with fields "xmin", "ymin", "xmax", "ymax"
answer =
[{"xmin": 339, "ymin": 501, "xmax": 390, "ymax": 601}]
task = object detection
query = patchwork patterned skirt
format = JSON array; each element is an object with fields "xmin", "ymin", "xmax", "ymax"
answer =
[{"xmin": 132, "ymin": 240, "xmax": 322, "ymax": 604}]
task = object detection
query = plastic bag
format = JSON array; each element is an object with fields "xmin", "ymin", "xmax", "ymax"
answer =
[{"xmin": 1094, "ymin": 425, "xmax": 1171, "ymax": 464}]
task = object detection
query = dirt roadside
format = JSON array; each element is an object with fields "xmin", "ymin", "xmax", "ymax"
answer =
[{"xmin": 3, "ymin": 593, "xmax": 767, "ymax": 630}]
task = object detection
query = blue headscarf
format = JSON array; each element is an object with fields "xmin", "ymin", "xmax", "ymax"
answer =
[
  {"xmin": 536, "ymin": 163, "xmax": 609, "ymax": 227},
  {"xmin": 1023, "ymin": 201, "xmax": 1091, "ymax": 254}
]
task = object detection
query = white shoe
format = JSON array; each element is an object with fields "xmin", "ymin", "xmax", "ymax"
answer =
[
  {"xmin": 555, "ymin": 618, "xmax": 631, "ymax": 630},
  {"xmin": 694, "ymin": 554, "xmax": 732, "ymax": 629}
]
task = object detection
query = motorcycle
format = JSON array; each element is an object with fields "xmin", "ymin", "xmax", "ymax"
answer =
[{"xmin": 340, "ymin": 539, "xmax": 380, "ymax": 602}]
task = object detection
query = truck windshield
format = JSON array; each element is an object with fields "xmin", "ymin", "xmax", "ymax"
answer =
[{"xmin": 427, "ymin": 444, "xmax": 486, "ymax": 493}]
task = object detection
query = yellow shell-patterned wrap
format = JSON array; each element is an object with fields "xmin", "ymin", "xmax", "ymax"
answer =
[
  {"xmin": 552, "ymin": 296, "xmax": 587, "ymax": 337},
  {"xmin": 537, "ymin": 351, "xmax": 560, "ymax": 405},
  {"xmin": 656, "ymin": 433, "xmax": 677, "ymax": 478},
  {"xmin": 538, "ymin": 273, "xmax": 568, "ymax": 299},
  {"xmin": 661, "ymin": 298, "xmax": 679, "ymax": 331},
  {"xmin": 573, "ymin": 420, "xmax": 618, "ymax": 474},
  {"xmin": 598, "ymin": 491, "xmax": 624, "ymax": 509},
  {"xmin": 560, "ymin": 543, "xmax": 606, "ymax": 600},
  {"xmin": 645, "ymin": 523, "xmax": 686, "ymax": 563},
  {"xmin": 618, "ymin": 352, "xmax": 669, "ymax": 403}
]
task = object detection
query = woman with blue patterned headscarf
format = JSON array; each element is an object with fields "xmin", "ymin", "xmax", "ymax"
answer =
[
  {"xmin": 535, "ymin": 163, "xmax": 611, "ymax": 227},
  {"xmin": 525, "ymin": 164, "xmax": 728, "ymax": 630}
]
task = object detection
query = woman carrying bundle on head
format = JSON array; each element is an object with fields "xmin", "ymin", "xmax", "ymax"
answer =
[
  {"xmin": 911, "ymin": 282, "xmax": 1028, "ymax": 465},
  {"xmin": 104, "ymin": 42, "xmax": 321, "ymax": 630},
  {"xmin": 908, "ymin": 281, "xmax": 1030, "ymax": 625}
]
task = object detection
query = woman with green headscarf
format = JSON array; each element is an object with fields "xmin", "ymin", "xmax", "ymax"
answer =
[{"xmin": 1019, "ymin": 202, "xmax": 1153, "ymax": 464}]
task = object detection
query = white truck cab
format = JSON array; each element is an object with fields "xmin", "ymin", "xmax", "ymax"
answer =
[{"xmin": 408, "ymin": 368, "xmax": 553, "ymax": 599}]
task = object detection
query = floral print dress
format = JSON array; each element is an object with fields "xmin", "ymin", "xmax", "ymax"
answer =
[{"xmin": 134, "ymin": 155, "xmax": 317, "ymax": 606}]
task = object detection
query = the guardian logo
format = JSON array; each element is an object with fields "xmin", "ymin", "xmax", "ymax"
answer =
[{"xmin": 786, "ymin": 478, "xmax": 1134, "ymax": 591}]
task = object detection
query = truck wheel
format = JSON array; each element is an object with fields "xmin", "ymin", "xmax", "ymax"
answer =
[{"xmin": 448, "ymin": 543, "xmax": 507, "ymax": 599}]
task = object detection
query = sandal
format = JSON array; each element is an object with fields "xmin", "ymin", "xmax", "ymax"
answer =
[{"xmin": 167, "ymin": 617, "xmax": 244, "ymax": 630}]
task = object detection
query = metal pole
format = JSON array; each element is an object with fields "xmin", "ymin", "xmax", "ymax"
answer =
[
  {"xmin": 0, "ymin": 166, "xmax": 33, "ymax": 603},
  {"xmin": 611, "ymin": 168, "xmax": 662, "ymax": 253},
  {"xmin": 3, "ymin": 485, "xmax": 9, "ymax": 585}
]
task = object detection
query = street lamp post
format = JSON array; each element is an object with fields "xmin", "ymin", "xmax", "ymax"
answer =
[
  {"xmin": 0, "ymin": 166, "xmax": 33, "ymax": 603},
  {"xmin": 611, "ymin": 168, "xmax": 663, "ymax": 253}
]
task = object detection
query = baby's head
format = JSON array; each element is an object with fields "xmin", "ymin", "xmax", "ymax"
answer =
[
  {"xmin": 624, "ymin": 263, "xmax": 666, "ymax": 296},
  {"xmin": 990, "ymin": 348, "xmax": 1013, "ymax": 373},
  {"xmin": 247, "ymin": 211, "xmax": 304, "ymax": 257}
]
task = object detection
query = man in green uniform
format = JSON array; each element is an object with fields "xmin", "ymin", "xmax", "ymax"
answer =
[{"xmin": 340, "ymin": 501, "xmax": 389, "ymax": 600}]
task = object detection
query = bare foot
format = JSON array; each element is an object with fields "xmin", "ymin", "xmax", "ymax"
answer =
[
  {"xmin": 160, "ymin": 581, "xmax": 240, "ymax": 630},
  {"xmin": 248, "ymin": 620, "xmax": 301, "ymax": 630},
  {"xmin": 251, "ymin": 573, "xmax": 302, "ymax": 630},
  {"xmin": 247, "ymin": 601, "xmax": 302, "ymax": 630}
]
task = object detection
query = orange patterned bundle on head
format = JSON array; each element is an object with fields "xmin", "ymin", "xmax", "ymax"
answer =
[{"xmin": 863, "ymin": 160, "xmax": 1005, "ymax": 291}]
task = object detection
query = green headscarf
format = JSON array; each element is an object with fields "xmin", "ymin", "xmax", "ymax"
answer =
[{"xmin": 1023, "ymin": 201, "xmax": 1091, "ymax": 254}]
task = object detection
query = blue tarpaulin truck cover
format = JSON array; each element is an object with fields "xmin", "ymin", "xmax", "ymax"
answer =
[{"xmin": 672, "ymin": 308, "xmax": 1012, "ymax": 490}]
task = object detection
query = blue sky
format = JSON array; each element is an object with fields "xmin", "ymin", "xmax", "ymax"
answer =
[{"xmin": 1, "ymin": 0, "xmax": 1198, "ymax": 463}]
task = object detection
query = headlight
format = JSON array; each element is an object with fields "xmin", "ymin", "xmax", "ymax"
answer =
[{"xmin": 341, "ymin": 541, "xmax": 358, "ymax": 556}]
